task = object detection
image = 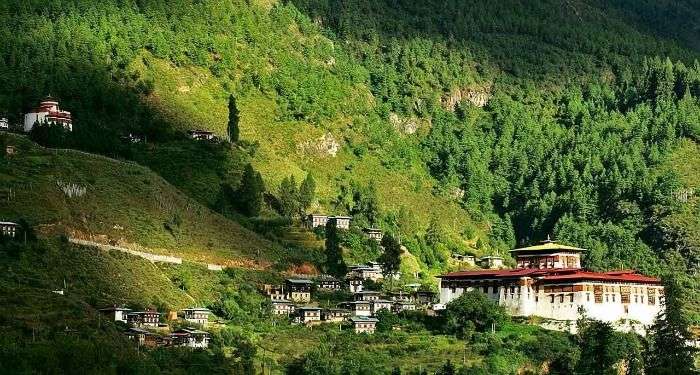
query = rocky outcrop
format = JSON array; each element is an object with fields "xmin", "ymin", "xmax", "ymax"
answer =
[
  {"xmin": 298, "ymin": 132, "xmax": 340, "ymax": 157},
  {"xmin": 442, "ymin": 84, "xmax": 492, "ymax": 111},
  {"xmin": 389, "ymin": 112, "xmax": 427, "ymax": 135}
]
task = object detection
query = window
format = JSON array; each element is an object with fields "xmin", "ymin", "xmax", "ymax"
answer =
[
  {"xmin": 587, "ymin": 293, "xmax": 590, "ymax": 302},
  {"xmin": 559, "ymin": 294, "xmax": 564, "ymax": 303},
  {"xmin": 569, "ymin": 294, "xmax": 574, "ymax": 303},
  {"xmin": 550, "ymin": 295, "xmax": 555, "ymax": 303},
  {"xmin": 612, "ymin": 294, "xmax": 616, "ymax": 302},
  {"xmin": 482, "ymin": 286, "xmax": 488, "ymax": 293},
  {"xmin": 605, "ymin": 295, "xmax": 609, "ymax": 302}
]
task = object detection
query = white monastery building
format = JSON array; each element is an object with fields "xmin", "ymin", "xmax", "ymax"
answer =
[
  {"xmin": 24, "ymin": 96, "xmax": 73, "ymax": 132},
  {"xmin": 438, "ymin": 239, "xmax": 664, "ymax": 332}
]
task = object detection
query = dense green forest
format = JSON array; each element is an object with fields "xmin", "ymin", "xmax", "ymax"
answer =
[{"xmin": 0, "ymin": 0, "xmax": 700, "ymax": 372}]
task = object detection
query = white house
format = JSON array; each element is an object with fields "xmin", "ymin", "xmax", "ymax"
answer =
[
  {"xmin": 181, "ymin": 307, "xmax": 210, "ymax": 326},
  {"xmin": 0, "ymin": 222, "xmax": 19, "ymax": 238},
  {"xmin": 24, "ymin": 97, "xmax": 72, "ymax": 132},
  {"xmin": 99, "ymin": 306, "xmax": 132, "ymax": 323},
  {"xmin": 171, "ymin": 328, "xmax": 210, "ymax": 349},
  {"xmin": 350, "ymin": 316, "xmax": 378, "ymax": 334},
  {"xmin": 0, "ymin": 118, "xmax": 8, "ymax": 130}
]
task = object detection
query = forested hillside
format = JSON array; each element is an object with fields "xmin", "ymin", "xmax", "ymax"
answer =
[{"xmin": 0, "ymin": 0, "xmax": 699, "ymax": 315}]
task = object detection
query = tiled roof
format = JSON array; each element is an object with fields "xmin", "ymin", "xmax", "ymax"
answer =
[
  {"xmin": 438, "ymin": 267, "xmax": 660, "ymax": 284},
  {"xmin": 511, "ymin": 240, "xmax": 585, "ymax": 253}
]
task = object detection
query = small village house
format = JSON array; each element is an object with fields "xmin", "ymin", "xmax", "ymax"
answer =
[
  {"xmin": 171, "ymin": 328, "xmax": 210, "ymax": 349},
  {"xmin": 306, "ymin": 214, "xmax": 329, "ymax": 229},
  {"xmin": 393, "ymin": 302, "xmax": 416, "ymax": 313},
  {"xmin": 125, "ymin": 328, "xmax": 160, "ymax": 348},
  {"xmin": 99, "ymin": 306, "xmax": 132, "ymax": 323},
  {"xmin": 354, "ymin": 291, "xmax": 381, "ymax": 302},
  {"xmin": 451, "ymin": 253, "xmax": 476, "ymax": 266},
  {"xmin": 181, "ymin": 307, "xmax": 210, "ymax": 326},
  {"xmin": 387, "ymin": 291, "xmax": 413, "ymax": 303},
  {"xmin": 328, "ymin": 216, "xmax": 351, "ymax": 230},
  {"xmin": 347, "ymin": 276, "xmax": 364, "ymax": 293},
  {"xmin": 187, "ymin": 129, "xmax": 216, "ymax": 141},
  {"xmin": 415, "ymin": 291, "xmax": 437, "ymax": 305},
  {"xmin": 315, "ymin": 275, "xmax": 342, "ymax": 290},
  {"xmin": 340, "ymin": 301, "xmax": 372, "ymax": 317},
  {"xmin": 347, "ymin": 264, "xmax": 383, "ymax": 282},
  {"xmin": 285, "ymin": 279, "xmax": 313, "ymax": 303},
  {"xmin": 322, "ymin": 308, "xmax": 350, "ymax": 323},
  {"xmin": 296, "ymin": 307, "xmax": 322, "ymax": 325},
  {"xmin": 0, "ymin": 221, "xmax": 19, "ymax": 238},
  {"xmin": 271, "ymin": 300, "xmax": 295, "ymax": 316},
  {"xmin": 350, "ymin": 316, "xmax": 379, "ymax": 334},
  {"xmin": 371, "ymin": 300, "xmax": 393, "ymax": 314},
  {"xmin": 0, "ymin": 118, "xmax": 8, "ymax": 130},
  {"xmin": 5, "ymin": 145, "xmax": 16, "ymax": 155},
  {"xmin": 262, "ymin": 284, "xmax": 286, "ymax": 301},
  {"xmin": 127, "ymin": 309, "xmax": 161, "ymax": 328},
  {"xmin": 362, "ymin": 228, "xmax": 384, "ymax": 242},
  {"xmin": 24, "ymin": 96, "xmax": 72, "ymax": 132},
  {"xmin": 478, "ymin": 256, "xmax": 505, "ymax": 269}
]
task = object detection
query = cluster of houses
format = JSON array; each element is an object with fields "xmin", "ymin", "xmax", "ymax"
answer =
[
  {"xmin": 264, "ymin": 273, "xmax": 435, "ymax": 334},
  {"xmin": 0, "ymin": 221, "xmax": 19, "ymax": 238},
  {"xmin": 99, "ymin": 306, "xmax": 212, "ymax": 349},
  {"xmin": 306, "ymin": 213, "xmax": 386, "ymax": 244}
]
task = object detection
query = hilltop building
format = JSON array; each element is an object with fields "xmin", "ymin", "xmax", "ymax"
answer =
[
  {"xmin": 187, "ymin": 130, "xmax": 216, "ymax": 141},
  {"xmin": 181, "ymin": 308, "xmax": 210, "ymax": 326},
  {"xmin": 0, "ymin": 221, "xmax": 19, "ymax": 238},
  {"xmin": 127, "ymin": 309, "xmax": 161, "ymax": 328},
  {"xmin": 306, "ymin": 214, "xmax": 352, "ymax": 230},
  {"xmin": 271, "ymin": 300, "xmax": 295, "ymax": 315},
  {"xmin": 350, "ymin": 316, "xmax": 378, "ymax": 334},
  {"xmin": 99, "ymin": 306, "xmax": 132, "ymax": 323},
  {"xmin": 347, "ymin": 276, "xmax": 363, "ymax": 293},
  {"xmin": 24, "ymin": 97, "xmax": 72, "ymax": 132},
  {"xmin": 0, "ymin": 118, "xmax": 8, "ymax": 130},
  {"xmin": 363, "ymin": 228, "xmax": 384, "ymax": 242},
  {"xmin": 438, "ymin": 239, "xmax": 663, "ymax": 332},
  {"xmin": 296, "ymin": 307, "xmax": 322, "ymax": 325},
  {"xmin": 170, "ymin": 328, "xmax": 210, "ymax": 349},
  {"xmin": 285, "ymin": 279, "xmax": 313, "ymax": 303},
  {"xmin": 328, "ymin": 216, "xmax": 351, "ymax": 230},
  {"xmin": 315, "ymin": 275, "xmax": 342, "ymax": 290}
]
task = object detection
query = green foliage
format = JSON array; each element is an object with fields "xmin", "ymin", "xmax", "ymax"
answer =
[
  {"xmin": 298, "ymin": 173, "xmax": 316, "ymax": 214},
  {"xmin": 379, "ymin": 233, "xmax": 403, "ymax": 277},
  {"xmin": 278, "ymin": 175, "xmax": 300, "ymax": 218},
  {"xmin": 574, "ymin": 318, "xmax": 644, "ymax": 375},
  {"xmin": 324, "ymin": 220, "xmax": 346, "ymax": 277},
  {"xmin": 228, "ymin": 94, "xmax": 240, "ymax": 143},
  {"xmin": 444, "ymin": 290, "xmax": 508, "ymax": 337},
  {"xmin": 645, "ymin": 276, "xmax": 698, "ymax": 375},
  {"xmin": 234, "ymin": 164, "xmax": 266, "ymax": 217}
]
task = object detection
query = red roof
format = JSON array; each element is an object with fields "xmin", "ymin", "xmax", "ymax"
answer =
[{"xmin": 438, "ymin": 268, "xmax": 660, "ymax": 284}]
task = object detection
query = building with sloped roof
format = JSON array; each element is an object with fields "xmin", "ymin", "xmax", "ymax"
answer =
[{"xmin": 438, "ymin": 239, "xmax": 663, "ymax": 333}]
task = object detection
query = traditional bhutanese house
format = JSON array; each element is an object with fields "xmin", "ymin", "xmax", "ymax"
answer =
[
  {"xmin": 296, "ymin": 307, "xmax": 322, "ymax": 325},
  {"xmin": 322, "ymin": 308, "xmax": 350, "ymax": 322},
  {"xmin": 393, "ymin": 302, "xmax": 416, "ymax": 313},
  {"xmin": 99, "ymin": 306, "xmax": 132, "ymax": 323},
  {"xmin": 414, "ymin": 291, "xmax": 437, "ymax": 305},
  {"xmin": 171, "ymin": 328, "xmax": 210, "ymax": 349},
  {"xmin": 0, "ymin": 221, "xmax": 19, "ymax": 238},
  {"xmin": 315, "ymin": 275, "xmax": 342, "ymax": 290},
  {"xmin": 285, "ymin": 279, "xmax": 313, "ymax": 303},
  {"xmin": 271, "ymin": 300, "xmax": 295, "ymax": 315},
  {"xmin": 181, "ymin": 308, "xmax": 210, "ymax": 326},
  {"xmin": 124, "ymin": 328, "xmax": 160, "ymax": 348},
  {"xmin": 328, "ymin": 216, "xmax": 351, "ymax": 230},
  {"xmin": 354, "ymin": 291, "xmax": 381, "ymax": 302},
  {"xmin": 350, "ymin": 316, "xmax": 379, "ymax": 334},
  {"xmin": 5, "ymin": 145, "xmax": 16, "ymax": 156},
  {"xmin": 347, "ymin": 275, "xmax": 364, "ymax": 293},
  {"xmin": 127, "ymin": 309, "xmax": 161, "ymax": 328},
  {"xmin": 347, "ymin": 265, "xmax": 383, "ymax": 282},
  {"xmin": 371, "ymin": 299, "xmax": 394, "ymax": 314},
  {"xmin": 0, "ymin": 118, "xmax": 8, "ymax": 130},
  {"xmin": 387, "ymin": 291, "xmax": 413, "ymax": 303},
  {"xmin": 24, "ymin": 96, "xmax": 72, "ymax": 132},
  {"xmin": 438, "ymin": 240, "xmax": 664, "ymax": 332},
  {"xmin": 306, "ymin": 214, "xmax": 329, "ymax": 229},
  {"xmin": 187, "ymin": 129, "xmax": 216, "ymax": 141},
  {"xmin": 362, "ymin": 228, "xmax": 384, "ymax": 242},
  {"xmin": 262, "ymin": 284, "xmax": 286, "ymax": 301},
  {"xmin": 478, "ymin": 256, "xmax": 505, "ymax": 269},
  {"xmin": 451, "ymin": 253, "xmax": 476, "ymax": 266},
  {"xmin": 340, "ymin": 301, "xmax": 372, "ymax": 317}
]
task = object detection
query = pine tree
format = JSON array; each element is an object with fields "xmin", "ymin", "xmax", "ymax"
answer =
[
  {"xmin": 278, "ymin": 175, "xmax": 299, "ymax": 218},
  {"xmin": 325, "ymin": 220, "xmax": 346, "ymax": 277},
  {"xmin": 298, "ymin": 173, "xmax": 316, "ymax": 214},
  {"xmin": 645, "ymin": 276, "xmax": 697, "ymax": 375},
  {"xmin": 379, "ymin": 233, "xmax": 402, "ymax": 279},
  {"xmin": 228, "ymin": 94, "xmax": 240, "ymax": 142},
  {"xmin": 237, "ymin": 164, "xmax": 264, "ymax": 216}
]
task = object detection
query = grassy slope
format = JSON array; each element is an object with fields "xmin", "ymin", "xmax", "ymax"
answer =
[{"xmin": 0, "ymin": 133, "xmax": 290, "ymax": 267}]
